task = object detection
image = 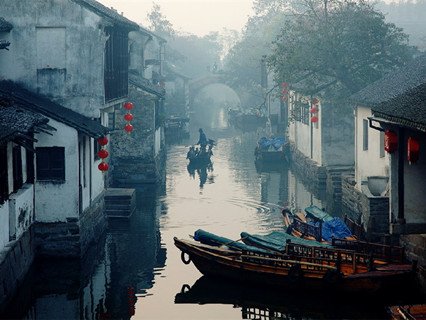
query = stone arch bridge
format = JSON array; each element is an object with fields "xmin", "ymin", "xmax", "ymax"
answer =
[{"xmin": 188, "ymin": 73, "xmax": 243, "ymax": 108}]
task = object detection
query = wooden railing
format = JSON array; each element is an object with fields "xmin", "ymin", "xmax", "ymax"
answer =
[
  {"xmin": 331, "ymin": 238, "xmax": 405, "ymax": 263},
  {"xmin": 291, "ymin": 218, "xmax": 322, "ymax": 241}
]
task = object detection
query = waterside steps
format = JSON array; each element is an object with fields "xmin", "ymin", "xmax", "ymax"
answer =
[{"xmin": 104, "ymin": 188, "xmax": 136, "ymax": 218}]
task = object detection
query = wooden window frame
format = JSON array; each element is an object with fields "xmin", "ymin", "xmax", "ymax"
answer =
[{"xmin": 36, "ymin": 147, "xmax": 65, "ymax": 181}]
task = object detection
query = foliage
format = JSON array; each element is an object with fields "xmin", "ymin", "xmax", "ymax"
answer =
[
  {"xmin": 223, "ymin": 11, "xmax": 288, "ymax": 107},
  {"xmin": 168, "ymin": 32, "xmax": 223, "ymax": 78},
  {"xmin": 267, "ymin": 0, "xmax": 415, "ymax": 99},
  {"xmin": 146, "ymin": 2, "xmax": 175, "ymax": 38}
]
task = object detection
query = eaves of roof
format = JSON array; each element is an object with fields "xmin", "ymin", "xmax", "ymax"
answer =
[
  {"xmin": 72, "ymin": 0, "xmax": 139, "ymax": 31},
  {"xmin": 0, "ymin": 105, "xmax": 51, "ymax": 146},
  {"xmin": 0, "ymin": 80, "xmax": 109, "ymax": 138},
  {"xmin": 129, "ymin": 74, "xmax": 165, "ymax": 98},
  {"xmin": 371, "ymin": 82, "xmax": 426, "ymax": 131}
]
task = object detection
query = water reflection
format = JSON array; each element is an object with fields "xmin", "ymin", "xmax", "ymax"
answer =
[
  {"xmin": 187, "ymin": 161, "xmax": 214, "ymax": 189},
  {"xmin": 174, "ymin": 276, "xmax": 411, "ymax": 320}
]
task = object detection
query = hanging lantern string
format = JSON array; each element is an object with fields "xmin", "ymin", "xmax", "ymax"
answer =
[{"xmin": 123, "ymin": 102, "xmax": 135, "ymax": 134}]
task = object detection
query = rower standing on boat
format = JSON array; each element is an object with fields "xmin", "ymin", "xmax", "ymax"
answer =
[{"xmin": 197, "ymin": 128, "xmax": 208, "ymax": 151}]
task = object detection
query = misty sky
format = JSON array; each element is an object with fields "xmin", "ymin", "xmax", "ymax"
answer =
[{"xmin": 98, "ymin": 0, "xmax": 254, "ymax": 36}]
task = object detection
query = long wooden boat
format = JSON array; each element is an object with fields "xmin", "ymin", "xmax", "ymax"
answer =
[{"xmin": 174, "ymin": 237, "xmax": 415, "ymax": 294}]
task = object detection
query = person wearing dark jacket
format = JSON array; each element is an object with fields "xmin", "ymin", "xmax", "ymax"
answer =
[{"xmin": 197, "ymin": 128, "xmax": 208, "ymax": 151}]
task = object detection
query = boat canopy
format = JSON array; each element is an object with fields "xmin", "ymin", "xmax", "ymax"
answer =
[{"xmin": 258, "ymin": 137, "xmax": 286, "ymax": 151}]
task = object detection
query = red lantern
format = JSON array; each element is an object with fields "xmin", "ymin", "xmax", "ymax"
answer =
[
  {"xmin": 124, "ymin": 123, "xmax": 134, "ymax": 133},
  {"xmin": 309, "ymin": 106, "xmax": 318, "ymax": 113},
  {"xmin": 97, "ymin": 136, "xmax": 108, "ymax": 146},
  {"xmin": 384, "ymin": 130, "xmax": 398, "ymax": 153},
  {"xmin": 311, "ymin": 116, "xmax": 318, "ymax": 123},
  {"xmin": 312, "ymin": 97, "xmax": 319, "ymax": 105},
  {"xmin": 407, "ymin": 137, "xmax": 420, "ymax": 164},
  {"xmin": 98, "ymin": 162, "xmax": 109, "ymax": 172},
  {"xmin": 124, "ymin": 102, "xmax": 134, "ymax": 110},
  {"xmin": 124, "ymin": 113, "xmax": 134, "ymax": 122},
  {"xmin": 97, "ymin": 149, "xmax": 109, "ymax": 159}
]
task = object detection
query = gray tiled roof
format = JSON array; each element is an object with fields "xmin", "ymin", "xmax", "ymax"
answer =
[
  {"xmin": 0, "ymin": 17, "xmax": 13, "ymax": 32},
  {"xmin": 129, "ymin": 73, "xmax": 165, "ymax": 98},
  {"xmin": 72, "ymin": 0, "xmax": 139, "ymax": 30},
  {"xmin": 351, "ymin": 54, "xmax": 426, "ymax": 106},
  {"xmin": 0, "ymin": 81, "xmax": 109, "ymax": 138},
  {"xmin": 0, "ymin": 105, "xmax": 48, "ymax": 144},
  {"xmin": 373, "ymin": 83, "xmax": 426, "ymax": 131}
]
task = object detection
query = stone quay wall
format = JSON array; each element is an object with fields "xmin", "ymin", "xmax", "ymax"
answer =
[
  {"xmin": 0, "ymin": 228, "xmax": 35, "ymax": 312},
  {"xmin": 342, "ymin": 174, "xmax": 390, "ymax": 238},
  {"xmin": 289, "ymin": 143, "xmax": 327, "ymax": 193},
  {"xmin": 326, "ymin": 166, "xmax": 354, "ymax": 215},
  {"xmin": 34, "ymin": 192, "xmax": 105, "ymax": 258}
]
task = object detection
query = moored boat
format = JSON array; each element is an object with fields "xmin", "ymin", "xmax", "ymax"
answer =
[
  {"xmin": 174, "ymin": 237, "xmax": 416, "ymax": 294},
  {"xmin": 254, "ymin": 136, "xmax": 289, "ymax": 164}
]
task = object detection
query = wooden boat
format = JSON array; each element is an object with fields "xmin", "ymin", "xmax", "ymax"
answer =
[
  {"xmin": 282, "ymin": 205, "xmax": 357, "ymax": 242},
  {"xmin": 174, "ymin": 237, "xmax": 415, "ymax": 294},
  {"xmin": 388, "ymin": 304, "xmax": 426, "ymax": 320},
  {"xmin": 254, "ymin": 137, "xmax": 289, "ymax": 164}
]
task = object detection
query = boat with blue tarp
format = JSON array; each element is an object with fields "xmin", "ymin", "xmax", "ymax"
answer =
[
  {"xmin": 255, "ymin": 136, "xmax": 289, "ymax": 164},
  {"xmin": 283, "ymin": 205, "xmax": 354, "ymax": 242}
]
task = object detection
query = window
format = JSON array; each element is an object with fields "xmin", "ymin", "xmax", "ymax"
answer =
[
  {"xmin": 36, "ymin": 27, "xmax": 66, "ymax": 69},
  {"xmin": 379, "ymin": 131, "xmax": 385, "ymax": 158},
  {"xmin": 36, "ymin": 147, "xmax": 65, "ymax": 181},
  {"xmin": 0, "ymin": 145, "xmax": 8, "ymax": 203},
  {"xmin": 12, "ymin": 146, "xmax": 23, "ymax": 192},
  {"xmin": 363, "ymin": 119, "xmax": 369, "ymax": 151}
]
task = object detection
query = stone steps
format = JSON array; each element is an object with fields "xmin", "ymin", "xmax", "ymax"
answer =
[{"xmin": 104, "ymin": 188, "xmax": 136, "ymax": 218}]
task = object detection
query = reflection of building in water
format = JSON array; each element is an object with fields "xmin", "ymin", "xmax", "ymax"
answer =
[
  {"xmin": 100, "ymin": 188, "xmax": 167, "ymax": 319},
  {"xmin": 260, "ymin": 169, "xmax": 288, "ymax": 206},
  {"xmin": 288, "ymin": 171, "xmax": 325, "ymax": 212},
  {"xmin": 5, "ymin": 188, "xmax": 167, "ymax": 320}
]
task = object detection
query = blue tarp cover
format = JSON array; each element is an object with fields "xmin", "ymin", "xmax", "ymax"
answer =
[
  {"xmin": 258, "ymin": 137, "xmax": 286, "ymax": 151},
  {"xmin": 321, "ymin": 217, "xmax": 353, "ymax": 241}
]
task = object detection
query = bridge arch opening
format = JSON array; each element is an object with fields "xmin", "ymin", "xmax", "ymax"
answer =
[{"xmin": 191, "ymin": 83, "xmax": 241, "ymax": 131}]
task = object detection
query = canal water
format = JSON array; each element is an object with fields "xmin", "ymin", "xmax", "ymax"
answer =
[{"xmin": 2, "ymin": 109, "xmax": 421, "ymax": 319}]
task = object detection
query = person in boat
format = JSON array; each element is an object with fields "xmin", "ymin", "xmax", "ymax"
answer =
[
  {"xmin": 186, "ymin": 146, "xmax": 195, "ymax": 160},
  {"xmin": 207, "ymin": 144, "xmax": 213, "ymax": 157},
  {"xmin": 197, "ymin": 128, "xmax": 208, "ymax": 151}
]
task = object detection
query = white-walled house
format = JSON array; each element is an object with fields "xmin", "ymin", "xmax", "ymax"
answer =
[
  {"xmin": 0, "ymin": 101, "xmax": 51, "ymax": 307},
  {"xmin": 348, "ymin": 54, "xmax": 426, "ymax": 266},
  {"xmin": 0, "ymin": 81, "xmax": 109, "ymax": 257},
  {"xmin": 286, "ymin": 87, "xmax": 354, "ymax": 212}
]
